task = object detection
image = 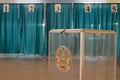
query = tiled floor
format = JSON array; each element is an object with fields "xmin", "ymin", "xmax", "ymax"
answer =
[
  {"xmin": 0, "ymin": 59, "xmax": 48, "ymax": 80},
  {"xmin": 0, "ymin": 59, "xmax": 119, "ymax": 80}
]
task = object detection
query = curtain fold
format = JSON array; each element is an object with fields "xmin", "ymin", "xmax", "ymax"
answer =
[
  {"xmin": 36, "ymin": 4, "xmax": 47, "ymax": 55},
  {"xmin": 116, "ymin": 4, "xmax": 120, "ymax": 58},
  {"xmin": 19, "ymin": 4, "xmax": 46, "ymax": 55},
  {"xmin": 46, "ymin": 3, "xmax": 73, "ymax": 30},
  {"xmin": 73, "ymin": 4, "xmax": 101, "ymax": 29},
  {"xmin": 0, "ymin": 4, "xmax": 19, "ymax": 53},
  {"xmin": 0, "ymin": 4, "xmax": 46, "ymax": 55},
  {"xmin": 19, "ymin": 4, "xmax": 37, "ymax": 54}
]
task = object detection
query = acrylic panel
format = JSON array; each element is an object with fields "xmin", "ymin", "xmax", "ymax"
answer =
[
  {"xmin": 49, "ymin": 32, "xmax": 80, "ymax": 80},
  {"xmin": 84, "ymin": 33, "xmax": 116, "ymax": 80}
]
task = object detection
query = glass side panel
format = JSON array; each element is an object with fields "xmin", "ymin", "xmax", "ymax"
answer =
[
  {"xmin": 84, "ymin": 33, "xmax": 116, "ymax": 80},
  {"xmin": 49, "ymin": 33, "xmax": 80, "ymax": 80}
]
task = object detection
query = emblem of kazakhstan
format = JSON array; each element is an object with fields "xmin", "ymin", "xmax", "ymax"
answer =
[{"xmin": 56, "ymin": 46, "xmax": 71, "ymax": 72}]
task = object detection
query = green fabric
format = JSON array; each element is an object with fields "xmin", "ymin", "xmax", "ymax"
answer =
[
  {"xmin": 116, "ymin": 4, "xmax": 120, "ymax": 58},
  {"xmin": 19, "ymin": 4, "xmax": 47, "ymax": 55},
  {"xmin": 0, "ymin": 4, "xmax": 19, "ymax": 53},
  {"xmin": 46, "ymin": 3, "xmax": 73, "ymax": 30},
  {"xmin": 0, "ymin": 4, "xmax": 47, "ymax": 55}
]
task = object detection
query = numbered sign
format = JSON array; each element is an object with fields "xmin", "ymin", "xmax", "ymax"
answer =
[
  {"xmin": 111, "ymin": 4, "xmax": 117, "ymax": 13},
  {"xmin": 85, "ymin": 4, "xmax": 91, "ymax": 12},
  {"xmin": 3, "ymin": 4, "xmax": 9, "ymax": 12},
  {"xmin": 55, "ymin": 4, "xmax": 61, "ymax": 13},
  {"xmin": 28, "ymin": 4, "xmax": 34, "ymax": 12}
]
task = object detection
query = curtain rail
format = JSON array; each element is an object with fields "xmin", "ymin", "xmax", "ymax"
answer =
[{"xmin": 0, "ymin": 0, "xmax": 120, "ymax": 4}]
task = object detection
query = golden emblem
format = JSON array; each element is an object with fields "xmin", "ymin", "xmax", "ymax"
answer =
[{"xmin": 56, "ymin": 46, "xmax": 71, "ymax": 72}]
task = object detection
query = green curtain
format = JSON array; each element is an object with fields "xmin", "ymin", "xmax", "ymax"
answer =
[
  {"xmin": 19, "ymin": 4, "xmax": 47, "ymax": 55},
  {"xmin": 20, "ymin": 4, "xmax": 36, "ymax": 54},
  {"xmin": 73, "ymin": 4, "xmax": 99, "ymax": 29},
  {"xmin": 46, "ymin": 3, "xmax": 73, "ymax": 30},
  {"xmin": 0, "ymin": 4, "xmax": 19, "ymax": 53},
  {"xmin": 0, "ymin": 4, "xmax": 47, "ymax": 55},
  {"xmin": 116, "ymin": 4, "xmax": 120, "ymax": 58}
]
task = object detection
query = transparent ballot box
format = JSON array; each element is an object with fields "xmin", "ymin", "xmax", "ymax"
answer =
[{"xmin": 48, "ymin": 29, "xmax": 117, "ymax": 80}]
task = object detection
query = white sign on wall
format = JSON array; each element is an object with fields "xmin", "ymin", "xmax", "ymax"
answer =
[
  {"xmin": 111, "ymin": 4, "xmax": 117, "ymax": 13},
  {"xmin": 55, "ymin": 4, "xmax": 61, "ymax": 13},
  {"xmin": 85, "ymin": 4, "xmax": 91, "ymax": 12},
  {"xmin": 3, "ymin": 4, "xmax": 9, "ymax": 12},
  {"xmin": 28, "ymin": 4, "xmax": 34, "ymax": 12}
]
